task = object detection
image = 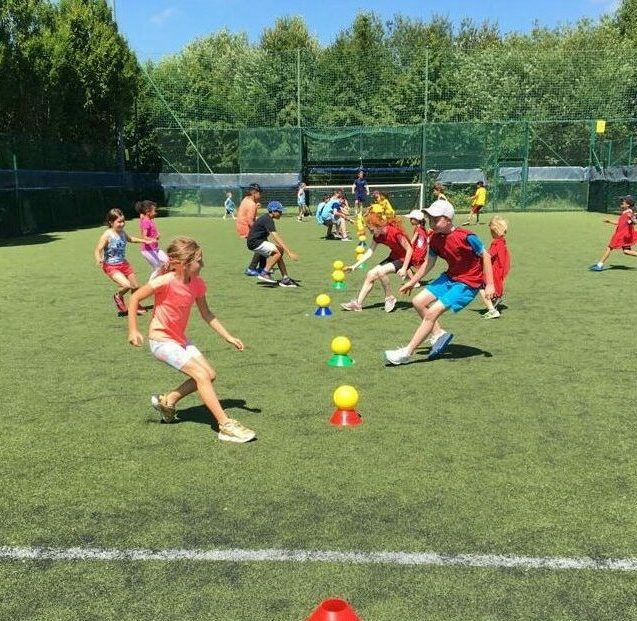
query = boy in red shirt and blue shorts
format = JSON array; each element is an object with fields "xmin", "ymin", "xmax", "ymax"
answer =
[{"xmin": 384, "ymin": 199, "xmax": 495, "ymax": 365}]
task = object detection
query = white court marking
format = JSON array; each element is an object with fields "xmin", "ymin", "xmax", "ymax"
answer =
[{"xmin": 1, "ymin": 546, "xmax": 637, "ymax": 571}]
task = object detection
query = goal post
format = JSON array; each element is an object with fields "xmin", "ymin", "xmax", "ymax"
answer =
[{"xmin": 305, "ymin": 183, "xmax": 424, "ymax": 213}]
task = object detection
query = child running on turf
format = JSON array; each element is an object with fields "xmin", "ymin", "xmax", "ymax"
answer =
[
  {"xmin": 236, "ymin": 183, "xmax": 266, "ymax": 276},
  {"xmin": 340, "ymin": 212, "xmax": 412, "ymax": 312},
  {"xmin": 480, "ymin": 216, "xmax": 510, "ymax": 318},
  {"xmin": 463, "ymin": 180, "xmax": 487, "ymax": 226},
  {"xmin": 223, "ymin": 191, "xmax": 236, "ymax": 220},
  {"xmin": 590, "ymin": 195, "xmax": 637, "ymax": 271},
  {"xmin": 135, "ymin": 200, "xmax": 168, "ymax": 280},
  {"xmin": 384, "ymin": 199, "xmax": 494, "ymax": 365},
  {"xmin": 297, "ymin": 183, "xmax": 307, "ymax": 222},
  {"xmin": 247, "ymin": 201, "xmax": 299, "ymax": 287},
  {"xmin": 94, "ymin": 208, "xmax": 153, "ymax": 315},
  {"xmin": 127, "ymin": 236, "xmax": 256, "ymax": 443}
]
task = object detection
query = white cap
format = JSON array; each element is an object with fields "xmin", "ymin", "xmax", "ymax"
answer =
[
  {"xmin": 425, "ymin": 199, "xmax": 455, "ymax": 219},
  {"xmin": 406, "ymin": 209, "xmax": 424, "ymax": 221}
]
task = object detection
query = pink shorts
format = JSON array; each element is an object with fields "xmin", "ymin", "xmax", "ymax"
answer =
[{"xmin": 102, "ymin": 261, "xmax": 134, "ymax": 277}]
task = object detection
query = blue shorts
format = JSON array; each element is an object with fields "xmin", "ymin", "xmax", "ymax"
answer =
[{"xmin": 425, "ymin": 273, "xmax": 479, "ymax": 313}]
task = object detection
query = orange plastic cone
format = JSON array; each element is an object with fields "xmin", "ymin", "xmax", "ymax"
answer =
[{"xmin": 307, "ymin": 598, "xmax": 361, "ymax": 621}]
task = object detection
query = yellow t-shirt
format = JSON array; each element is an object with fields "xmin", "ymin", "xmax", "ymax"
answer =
[{"xmin": 474, "ymin": 187, "xmax": 487, "ymax": 206}]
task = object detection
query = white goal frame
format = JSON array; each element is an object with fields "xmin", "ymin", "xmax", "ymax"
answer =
[{"xmin": 305, "ymin": 183, "xmax": 424, "ymax": 211}]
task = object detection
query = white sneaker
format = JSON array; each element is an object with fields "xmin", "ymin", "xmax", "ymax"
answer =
[
  {"xmin": 384, "ymin": 347, "xmax": 411, "ymax": 365},
  {"xmin": 218, "ymin": 419, "xmax": 256, "ymax": 443},
  {"xmin": 341, "ymin": 300, "xmax": 362, "ymax": 311},
  {"xmin": 484, "ymin": 308, "xmax": 500, "ymax": 319},
  {"xmin": 384, "ymin": 296, "xmax": 397, "ymax": 313}
]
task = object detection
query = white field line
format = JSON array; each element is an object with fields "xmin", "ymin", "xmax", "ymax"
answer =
[{"xmin": 1, "ymin": 546, "xmax": 637, "ymax": 571}]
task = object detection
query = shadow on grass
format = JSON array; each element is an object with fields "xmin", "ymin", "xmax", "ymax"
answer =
[
  {"xmin": 362, "ymin": 300, "xmax": 413, "ymax": 312},
  {"xmin": 469, "ymin": 304, "xmax": 509, "ymax": 315},
  {"xmin": 0, "ymin": 233, "xmax": 62, "ymax": 247},
  {"xmin": 172, "ymin": 399, "xmax": 262, "ymax": 427},
  {"xmin": 607, "ymin": 265, "xmax": 636, "ymax": 270},
  {"xmin": 385, "ymin": 343, "xmax": 492, "ymax": 366}
]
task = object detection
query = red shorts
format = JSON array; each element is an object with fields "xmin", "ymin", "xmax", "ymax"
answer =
[
  {"xmin": 102, "ymin": 261, "xmax": 134, "ymax": 278},
  {"xmin": 471, "ymin": 204, "xmax": 484, "ymax": 214}
]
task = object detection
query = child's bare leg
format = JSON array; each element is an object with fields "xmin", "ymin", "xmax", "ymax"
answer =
[
  {"xmin": 356, "ymin": 266, "xmax": 382, "ymax": 305},
  {"xmin": 178, "ymin": 358, "xmax": 229, "ymax": 426},
  {"xmin": 412, "ymin": 289, "xmax": 444, "ymax": 338},
  {"xmin": 405, "ymin": 300, "xmax": 447, "ymax": 355},
  {"xmin": 480, "ymin": 289, "xmax": 496, "ymax": 311},
  {"xmin": 623, "ymin": 249, "xmax": 637, "ymax": 257},
  {"xmin": 377, "ymin": 264, "xmax": 396, "ymax": 297},
  {"xmin": 264, "ymin": 250, "xmax": 282, "ymax": 272},
  {"xmin": 596, "ymin": 247, "xmax": 612, "ymax": 265},
  {"xmin": 276, "ymin": 254, "xmax": 289, "ymax": 278},
  {"xmin": 110, "ymin": 272, "xmax": 131, "ymax": 305}
]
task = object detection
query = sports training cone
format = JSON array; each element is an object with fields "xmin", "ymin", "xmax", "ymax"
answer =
[
  {"xmin": 329, "ymin": 385, "xmax": 362, "ymax": 426},
  {"xmin": 328, "ymin": 336, "xmax": 354, "ymax": 367},
  {"xmin": 314, "ymin": 293, "xmax": 332, "ymax": 317},
  {"xmin": 307, "ymin": 598, "xmax": 361, "ymax": 621}
]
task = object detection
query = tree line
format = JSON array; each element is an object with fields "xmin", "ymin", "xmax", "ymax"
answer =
[{"xmin": 1, "ymin": 0, "xmax": 637, "ymax": 172}]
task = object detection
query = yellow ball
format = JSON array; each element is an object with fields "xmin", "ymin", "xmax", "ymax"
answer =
[
  {"xmin": 332, "ymin": 269, "xmax": 345, "ymax": 282},
  {"xmin": 355, "ymin": 246, "xmax": 366, "ymax": 255},
  {"xmin": 332, "ymin": 260, "xmax": 344, "ymax": 270},
  {"xmin": 333, "ymin": 385, "xmax": 359, "ymax": 410},
  {"xmin": 358, "ymin": 235, "xmax": 366, "ymax": 242},
  {"xmin": 331, "ymin": 336, "xmax": 351, "ymax": 355},
  {"xmin": 315, "ymin": 293, "xmax": 331, "ymax": 307}
]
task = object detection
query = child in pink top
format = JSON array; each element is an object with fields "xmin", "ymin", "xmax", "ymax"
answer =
[
  {"xmin": 127, "ymin": 236, "xmax": 256, "ymax": 444},
  {"xmin": 135, "ymin": 200, "xmax": 169, "ymax": 279}
]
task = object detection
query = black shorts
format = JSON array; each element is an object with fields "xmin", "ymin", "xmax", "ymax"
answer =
[{"xmin": 379, "ymin": 257, "xmax": 402, "ymax": 270}]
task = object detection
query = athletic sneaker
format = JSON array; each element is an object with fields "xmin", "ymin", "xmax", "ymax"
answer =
[
  {"xmin": 113, "ymin": 294, "xmax": 127, "ymax": 313},
  {"xmin": 244, "ymin": 268, "xmax": 260, "ymax": 276},
  {"xmin": 341, "ymin": 300, "xmax": 362, "ymax": 311},
  {"xmin": 483, "ymin": 308, "xmax": 500, "ymax": 319},
  {"xmin": 384, "ymin": 347, "xmax": 411, "ymax": 365},
  {"xmin": 341, "ymin": 237, "xmax": 352, "ymax": 241},
  {"xmin": 278, "ymin": 276, "xmax": 298, "ymax": 288},
  {"xmin": 257, "ymin": 271, "xmax": 277, "ymax": 284},
  {"xmin": 428, "ymin": 332, "xmax": 454, "ymax": 360},
  {"xmin": 151, "ymin": 394, "xmax": 176, "ymax": 424},
  {"xmin": 384, "ymin": 296, "xmax": 397, "ymax": 313},
  {"xmin": 589, "ymin": 264, "xmax": 604, "ymax": 272},
  {"xmin": 218, "ymin": 419, "xmax": 256, "ymax": 443},
  {"xmin": 136, "ymin": 308, "xmax": 147, "ymax": 315}
]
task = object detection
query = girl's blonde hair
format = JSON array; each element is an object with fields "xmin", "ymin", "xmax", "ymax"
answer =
[
  {"xmin": 489, "ymin": 216, "xmax": 508, "ymax": 237},
  {"xmin": 163, "ymin": 237, "xmax": 202, "ymax": 272}
]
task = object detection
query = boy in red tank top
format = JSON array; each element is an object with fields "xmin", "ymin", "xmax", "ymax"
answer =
[{"xmin": 384, "ymin": 200, "xmax": 495, "ymax": 365}]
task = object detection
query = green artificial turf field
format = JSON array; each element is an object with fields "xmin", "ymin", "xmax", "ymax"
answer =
[{"xmin": 2, "ymin": 211, "xmax": 637, "ymax": 620}]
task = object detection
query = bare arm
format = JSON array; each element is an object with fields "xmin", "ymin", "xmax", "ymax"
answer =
[
  {"xmin": 125, "ymin": 232, "xmax": 154, "ymax": 245},
  {"xmin": 94, "ymin": 232, "xmax": 108, "ymax": 266},
  {"xmin": 345, "ymin": 241, "xmax": 376, "ymax": 272},
  {"xmin": 271, "ymin": 232, "xmax": 298, "ymax": 260},
  {"xmin": 481, "ymin": 251, "xmax": 495, "ymax": 299},
  {"xmin": 127, "ymin": 283, "xmax": 155, "ymax": 346},
  {"xmin": 196, "ymin": 296, "xmax": 244, "ymax": 351},
  {"xmin": 400, "ymin": 254, "xmax": 437, "ymax": 294},
  {"xmin": 397, "ymin": 236, "xmax": 414, "ymax": 277}
]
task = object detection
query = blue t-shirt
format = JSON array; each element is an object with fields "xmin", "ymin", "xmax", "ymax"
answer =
[
  {"xmin": 429, "ymin": 233, "xmax": 484, "ymax": 258},
  {"xmin": 224, "ymin": 197, "xmax": 235, "ymax": 212},
  {"xmin": 353, "ymin": 178, "xmax": 368, "ymax": 198}
]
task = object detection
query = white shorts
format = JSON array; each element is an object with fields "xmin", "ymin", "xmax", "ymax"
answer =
[
  {"xmin": 149, "ymin": 339, "xmax": 202, "ymax": 371},
  {"xmin": 252, "ymin": 241, "xmax": 277, "ymax": 258}
]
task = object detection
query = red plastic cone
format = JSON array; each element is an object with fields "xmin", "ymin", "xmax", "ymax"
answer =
[
  {"xmin": 329, "ymin": 409, "xmax": 362, "ymax": 426},
  {"xmin": 307, "ymin": 598, "xmax": 361, "ymax": 621}
]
